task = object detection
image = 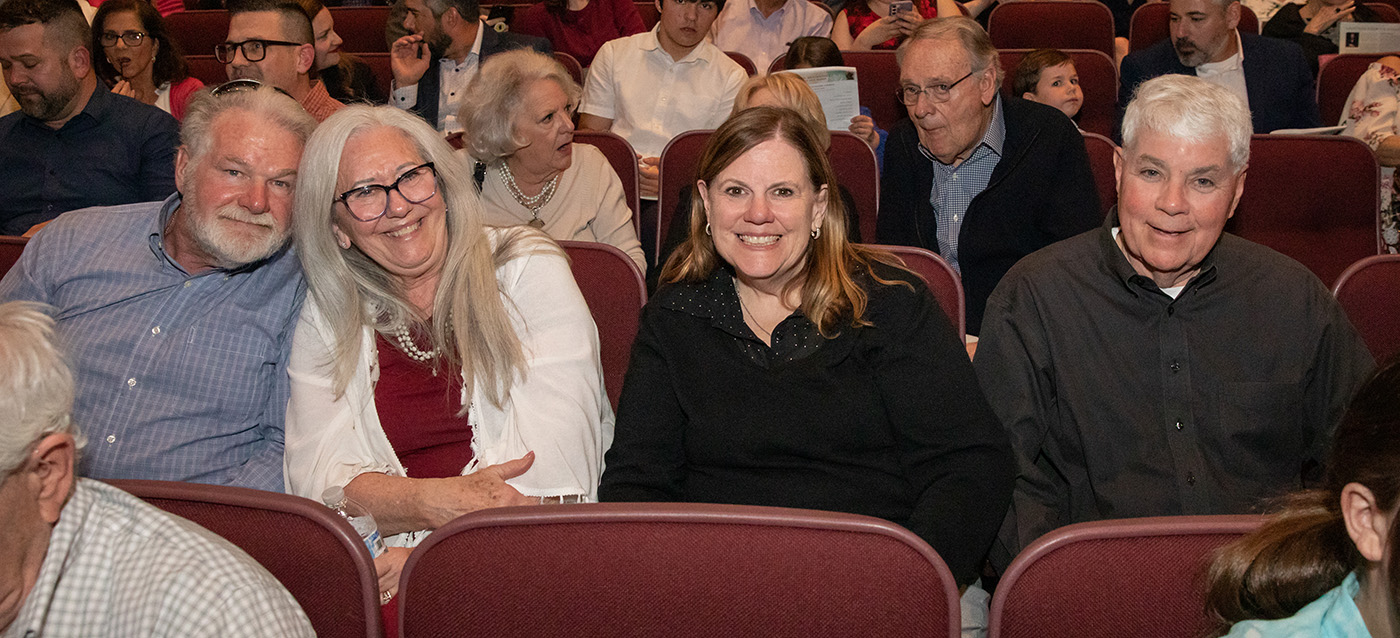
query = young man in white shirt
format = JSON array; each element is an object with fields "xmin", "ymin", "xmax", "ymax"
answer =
[{"xmin": 578, "ymin": 0, "xmax": 747, "ymax": 198}]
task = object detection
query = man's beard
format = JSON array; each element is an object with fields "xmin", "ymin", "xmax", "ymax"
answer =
[
  {"xmin": 1173, "ymin": 37, "xmax": 1210, "ymax": 67},
  {"xmin": 182, "ymin": 192, "xmax": 290, "ymax": 268},
  {"xmin": 12, "ymin": 73, "xmax": 79, "ymax": 121},
  {"xmin": 425, "ymin": 26, "xmax": 452, "ymax": 59}
]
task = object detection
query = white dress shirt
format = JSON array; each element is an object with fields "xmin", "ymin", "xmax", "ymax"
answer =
[
  {"xmin": 710, "ymin": 0, "xmax": 832, "ymax": 73},
  {"xmin": 391, "ymin": 20, "xmax": 485, "ymax": 134},
  {"xmin": 1195, "ymin": 30, "xmax": 1250, "ymax": 112},
  {"xmin": 581, "ymin": 27, "xmax": 748, "ymax": 158}
]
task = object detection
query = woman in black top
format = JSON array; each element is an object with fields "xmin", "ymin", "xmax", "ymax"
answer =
[{"xmin": 599, "ymin": 107, "xmax": 1013, "ymax": 588}]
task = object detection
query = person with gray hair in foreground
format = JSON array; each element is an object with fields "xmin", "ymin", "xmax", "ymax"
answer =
[
  {"xmin": 974, "ymin": 74, "xmax": 1375, "ymax": 574},
  {"xmin": 0, "ymin": 301, "xmax": 314, "ymax": 638},
  {"xmin": 0, "ymin": 82, "xmax": 316, "ymax": 492}
]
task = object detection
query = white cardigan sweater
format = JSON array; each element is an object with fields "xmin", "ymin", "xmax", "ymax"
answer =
[{"xmin": 284, "ymin": 230, "xmax": 614, "ymax": 546}]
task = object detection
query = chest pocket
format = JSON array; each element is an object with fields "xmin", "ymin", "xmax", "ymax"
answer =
[{"xmin": 177, "ymin": 323, "xmax": 278, "ymax": 424}]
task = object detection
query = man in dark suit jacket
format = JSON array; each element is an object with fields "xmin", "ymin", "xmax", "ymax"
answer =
[
  {"xmin": 389, "ymin": 0, "xmax": 549, "ymax": 133},
  {"xmin": 1118, "ymin": 0, "xmax": 1319, "ymax": 133},
  {"xmin": 877, "ymin": 18, "xmax": 1101, "ymax": 336}
]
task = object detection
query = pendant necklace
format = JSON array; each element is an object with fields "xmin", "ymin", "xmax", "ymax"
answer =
[{"xmin": 499, "ymin": 161, "xmax": 558, "ymax": 229}]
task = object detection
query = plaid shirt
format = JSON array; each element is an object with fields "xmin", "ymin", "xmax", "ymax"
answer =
[
  {"xmin": 0, "ymin": 195, "xmax": 304, "ymax": 491},
  {"xmin": 920, "ymin": 97, "xmax": 1007, "ymax": 274},
  {"xmin": 2, "ymin": 479, "xmax": 314, "ymax": 638}
]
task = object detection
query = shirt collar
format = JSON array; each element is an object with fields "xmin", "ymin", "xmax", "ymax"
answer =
[
  {"xmin": 917, "ymin": 94, "xmax": 1006, "ymax": 165},
  {"xmin": 1100, "ymin": 208, "xmax": 1220, "ymax": 297},
  {"xmin": 640, "ymin": 25, "xmax": 715, "ymax": 64},
  {"xmin": 441, "ymin": 20, "xmax": 485, "ymax": 64},
  {"xmin": 747, "ymin": 0, "xmax": 788, "ymax": 19},
  {"xmin": 22, "ymin": 81, "xmax": 109, "ymax": 132},
  {"xmin": 7, "ymin": 480, "xmax": 96, "ymax": 637},
  {"xmin": 1196, "ymin": 29, "xmax": 1245, "ymax": 73}
]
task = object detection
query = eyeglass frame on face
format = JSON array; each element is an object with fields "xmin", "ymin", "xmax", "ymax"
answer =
[
  {"xmin": 897, "ymin": 68, "xmax": 978, "ymax": 105},
  {"xmin": 335, "ymin": 163, "xmax": 439, "ymax": 222},
  {"xmin": 100, "ymin": 30, "xmax": 149, "ymax": 47},
  {"xmin": 668, "ymin": 0, "xmax": 720, "ymax": 11},
  {"xmin": 209, "ymin": 78, "xmax": 295, "ymax": 99},
  {"xmin": 214, "ymin": 38, "xmax": 305, "ymax": 64}
]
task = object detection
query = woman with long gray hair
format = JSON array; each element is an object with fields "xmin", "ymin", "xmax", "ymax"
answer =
[{"xmin": 284, "ymin": 105, "xmax": 612, "ymax": 603}]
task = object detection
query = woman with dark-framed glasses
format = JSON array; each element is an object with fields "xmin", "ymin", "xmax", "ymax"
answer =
[
  {"xmin": 284, "ymin": 105, "xmax": 613, "ymax": 604},
  {"xmin": 91, "ymin": 0, "xmax": 203, "ymax": 120}
]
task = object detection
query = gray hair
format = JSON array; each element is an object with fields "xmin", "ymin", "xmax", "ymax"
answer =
[
  {"xmin": 458, "ymin": 49, "xmax": 582, "ymax": 164},
  {"xmin": 0, "ymin": 302, "xmax": 84, "ymax": 474},
  {"xmin": 179, "ymin": 83, "xmax": 318, "ymax": 179},
  {"xmin": 1122, "ymin": 74, "xmax": 1252, "ymax": 170},
  {"xmin": 292, "ymin": 105, "xmax": 556, "ymax": 407},
  {"xmin": 897, "ymin": 16, "xmax": 1001, "ymax": 86}
]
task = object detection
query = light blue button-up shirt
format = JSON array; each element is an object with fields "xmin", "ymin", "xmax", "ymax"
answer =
[{"xmin": 0, "ymin": 194, "xmax": 305, "ymax": 491}]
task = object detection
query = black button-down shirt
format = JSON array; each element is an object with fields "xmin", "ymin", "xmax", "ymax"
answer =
[
  {"xmin": 974, "ymin": 213, "xmax": 1374, "ymax": 570},
  {"xmin": 0, "ymin": 82, "xmax": 179, "ymax": 235}
]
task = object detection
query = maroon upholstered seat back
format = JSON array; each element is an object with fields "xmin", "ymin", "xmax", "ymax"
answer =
[
  {"xmin": 1333, "ymin": 254, "xmax": 1400, "ymax": 362},
  {"xmin": 726, "ymin": 51, "xmax": 758, "ymax": 76},
  {"xmin": 877, "ymin": 244, "xmax": 965, "ymax": 340},
  {"xmin": 0, "ymin": 236, "xmax": 27, "ymax": 279},
  {"xmin": 656, "ymin": 129, "xmax": 713, "ymax": 266},
  {"xmin": 553, "ymin": 51, "xmax": 584, "ymax": 87},
  {"xmin": 559, "ymin": 240, "xmax": 646, "ymax": 410},
  {"xmin": 105, "ymin": 479, "xmax": 383, "ymax": 638},
  {"xmin": 573, "ymin": 130, "xmax": 642, "ymax": 224},
  {"xmin": 988, "ymin": 1, "xmax": 1117, "ymax": 58},
  {"xmin": 329, "ymin": 6, "xmax": 393, "ymax": 53},
  {"xmin": 1318, "ymin": 53, "xmax": 1389, "ymax": 125},
  {"xmin": 1230, "ymin": 134, "xmax": 1381, "ymax": 286},
  {"xmin": 840, "ymin": 50, "xmax": 905, "ymax": 132},
  {"xmin": 830, "ymin": 131, "xmax": 880, "ymax": 243},
  {"xmin": 998, "ymin": 49, "xmax": 1118, "ymax": 138},
  {"xmin": 165, "ymin": 10, "xmax": 230, "ymax": 59},
  {"xmin": 1081, "ymin": 132, "xmax": 1118, "ymax": 216},
  {"xmin": 399, "ymin": 503, "xmax": 961, "ymax": 638},
  {"xmin": 989, "ymin": 515, "xmax": 1264, "ymax": 638}
]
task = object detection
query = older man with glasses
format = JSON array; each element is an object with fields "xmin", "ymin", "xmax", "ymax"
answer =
[
  {"xmin": 876, "ymin": 17, "xmax": 1101, "ymax": 337},
  {"xmin": 220, "ymin": 0, "xmax": 343, "ymax": 121},
  {"xmin": 0, "ymin": 81, "xmax": 318, "ymax": 493}
]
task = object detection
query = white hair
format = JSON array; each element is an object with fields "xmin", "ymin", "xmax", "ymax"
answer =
[
  {"xmin": 1122, "ymin": 74, "xmax": 1252, "ymax": 170},
  {"xmin": 0, "ymin": 302, "xmax": 84, "ymax": 474}
]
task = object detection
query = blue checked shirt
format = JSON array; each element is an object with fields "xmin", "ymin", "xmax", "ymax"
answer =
[
  {"xmin": 919, "ymin": 97, "xmax": 1007, "ymax": 274},
  {"xmin": 0, "ymin": 195, "xmax": 305, "ymax": 492}
]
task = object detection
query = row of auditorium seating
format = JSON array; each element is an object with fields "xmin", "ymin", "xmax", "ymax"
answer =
[{"xmin": 104, "ymin": 476, "xmax": 1268, "ymax": 638}]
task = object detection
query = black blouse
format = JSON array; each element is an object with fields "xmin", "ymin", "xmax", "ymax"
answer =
[{"xmin": 600, "ymin": 262, "xmax": 1014, "ymax": 586}]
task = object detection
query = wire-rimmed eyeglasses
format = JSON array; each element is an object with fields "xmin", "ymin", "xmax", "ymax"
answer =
[
  {"xmin": 897, "ymin": 70, "xmax": 977, "ymax": 105},
  {"xmin": 336, "ymin": 163, "xmax": 439, "ymax": 222}
]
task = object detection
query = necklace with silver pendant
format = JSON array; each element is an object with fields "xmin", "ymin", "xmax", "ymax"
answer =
[{"xmin": 499, "ymin": 161, "xmax": 558, "ymax": 229}]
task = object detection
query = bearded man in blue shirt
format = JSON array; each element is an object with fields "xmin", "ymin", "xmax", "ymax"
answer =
[{"xmin": 0, "ymin": 82, "xmax": 317, "ymax": 492}]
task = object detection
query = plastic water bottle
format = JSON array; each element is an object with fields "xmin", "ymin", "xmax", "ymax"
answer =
[{"xmin": 322, "ymin": 485, "xmax": 387, "ymax": 558}]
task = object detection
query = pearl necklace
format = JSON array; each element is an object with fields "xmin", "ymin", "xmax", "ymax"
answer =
[
  {"xmin": 392, "ymin": 323, "xmax": 438, "ymax": 362},
  {"xmin": 499, "ymin": 161, "xmax": 558, "ymax": 229}
]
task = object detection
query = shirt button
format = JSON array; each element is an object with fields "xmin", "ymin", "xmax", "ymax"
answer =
[
  {"xmin": 151, "ymin": 326, "xmax": 161, "ymax": 335},
  {"xmin": 127, "ymin": 378, "xmax": 137, "ymax": 387},
  {"xmin": 184, "ymin": 281, "xmax": 192, "ymax": 288},
  {"xmin": 1175, "ymin": 420, "xmax": 1183, "ymax": 430},
  {"xmin": 1186, "ymin": 472, "xmax": 1197, "ymax": 486},
  {"xmin": 1170, "ymin": 360, "xmax": 1180, "ymax": 372},
  {"xmin": 106, "ymin": 435, "xmax": 115, "ymax": 443},
  {"xmin": 1167, "ymin": 306, "xmax": 1175, "ymax": 316}
]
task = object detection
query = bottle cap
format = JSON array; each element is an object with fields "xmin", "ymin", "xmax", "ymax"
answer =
[{"xmin": 321, "ymin": 485, "xmax": 347, "ymax": 508}]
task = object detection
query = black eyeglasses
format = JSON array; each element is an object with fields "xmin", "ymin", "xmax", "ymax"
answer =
[
  {"xmin": 214, "ymin": 38, "xmax": 304, "ymax": 64},
  {"xmin": 210, "ymin": 78, "xmax": 294, "ymax": 99},
  {"xmin": 897, "ymin": 70, "xmax": 976, "ymax": 105},
  {"xmin": 100, "ymin": 30, "xmax": 148, "ymax": 47},
  {"xmin": 336, "ymin": 163, "xmax": 439, "ymax": 222}
]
